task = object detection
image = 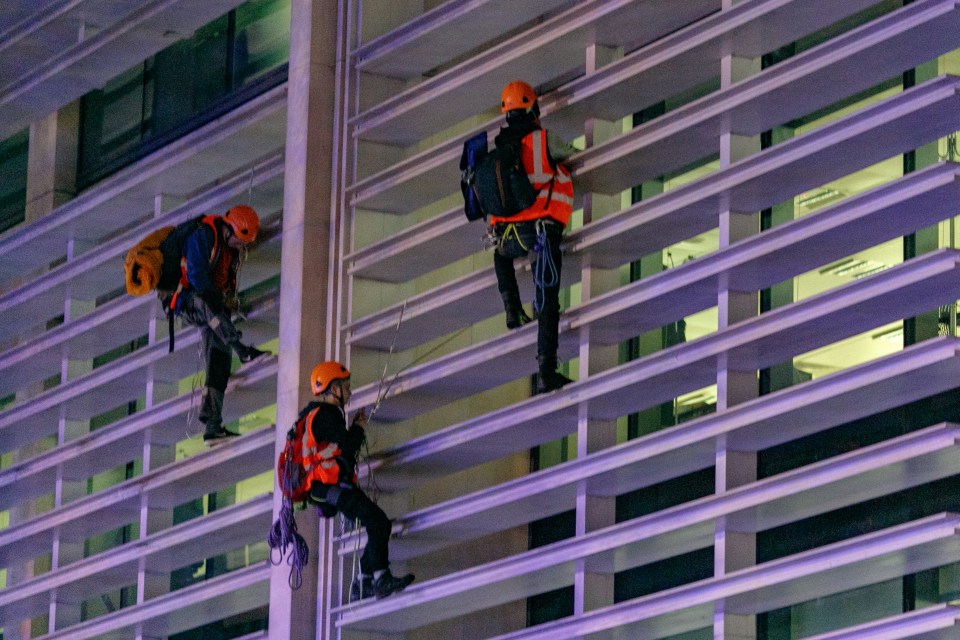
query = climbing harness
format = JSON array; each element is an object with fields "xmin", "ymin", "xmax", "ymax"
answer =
[{"xmin": 497, "ymin": 222, "xmax": 530, "ymax": 255}]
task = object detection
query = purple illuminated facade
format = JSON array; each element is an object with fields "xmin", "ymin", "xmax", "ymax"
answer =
[{"xmin": 5, "ymin": 1, "xmax": 960, "ymax": 639}]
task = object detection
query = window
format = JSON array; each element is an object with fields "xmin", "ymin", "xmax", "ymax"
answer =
[
  {"xmin": 77, "ymin": 0, "xmax": 290, "ymax": 189},
  {"xmin": 0, "ymin": 129, "xmax": 28, "ymax": 234}
]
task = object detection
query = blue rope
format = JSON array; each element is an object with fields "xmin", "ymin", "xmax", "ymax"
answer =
[
  {"xmin": 268, "ymin": 498, "xmax": 310, "ymax": 590},
  {"xmin": 532, "ymin": 222, "xmax": 559, "ymax": 315}
]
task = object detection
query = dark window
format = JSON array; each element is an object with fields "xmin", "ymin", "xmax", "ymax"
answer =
[
  {"xmin": 0, "ymin": 128, "xmax": 28, "ymax": 234},
  {"xmin": 77, "ymin": 0, "xmax": 289, "ymax": 189}
]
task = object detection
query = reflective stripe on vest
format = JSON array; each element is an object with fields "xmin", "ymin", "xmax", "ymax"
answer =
[{"xmin": 301, "ymin": 407, "xmax": 352, "ymax": 487}]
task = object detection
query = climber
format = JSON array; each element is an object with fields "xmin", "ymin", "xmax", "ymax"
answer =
[
  {"xmin": 489, "ymin": 81, "xmax": 577, "ymax": 393},
  {"xmin": 301, "ymin": 361, "xmax": 415, "ymax": 601},
  {"xmin": 168, "ymin": 205, "xmax": 270, "ymax": 444}
]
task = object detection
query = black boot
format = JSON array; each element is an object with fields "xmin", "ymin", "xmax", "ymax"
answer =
[
  {"xmin": 233, "ymin": 342, "xmax": 270, "ymax": 364},
  {"xmin": 373, "ymin": 568, "xmax": 415, "ymax": 599},
  {"xmin": 537, "ymin": 355, "xmax": 572, "ymax": 394},
  {"xmin": 502, "ymin": 293, "xmax": 532, "ymax": 330}
]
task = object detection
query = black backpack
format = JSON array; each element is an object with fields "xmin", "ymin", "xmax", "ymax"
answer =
[
  {"xmin": 157, "ymin": 216, "xmax": 209, "ymax": 292},
  {"xmin": 460, "ymin": 132, "xmax": 537, "ymax": 220}
]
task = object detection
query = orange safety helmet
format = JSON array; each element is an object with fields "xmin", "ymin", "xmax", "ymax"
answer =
[
  {"xmin": 311, "ymin": 361, "xmax": 351, "ymax": 395},
  {"xmin": 224, "ymin": 205, "xmax": 260, "ymax": 244},
  {"xmin": 501, "ymin": 81, "xmax": 537, "ymax": 113}
]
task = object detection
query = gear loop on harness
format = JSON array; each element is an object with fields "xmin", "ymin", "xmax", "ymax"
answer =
[{"xmin": 496, "ymin": 222, "xmax": 529, "ymax": 255}]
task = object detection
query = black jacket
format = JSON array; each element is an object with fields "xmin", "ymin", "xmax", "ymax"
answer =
[{"xmin": 301, "ymin": 401, "xmax": 365, "ymax": 485}]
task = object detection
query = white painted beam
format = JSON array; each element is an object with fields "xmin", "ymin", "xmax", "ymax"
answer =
[
  {"xmin": 357, "ymin": 250, "xmax": 960, "ymax": 424},
  {"xmin": 36, "ymin": 562, "xmax": 269, "ymax": 640},
  {"xmin": 0, "ymin": 85, "xmax": 286, "ymax": 283},
  {"xmin": 0, "ymin": 295, "xmax": 279, "ymax": 453},
  {"xmin": 0, "ymin": 359, "xmax": 276, "ymax": 511},
  {"xmin": 337, "ymin": 514, "xmax": 960, "ymax": 635},
  {"xmin": 0, "ymin": 0, "xmax": 252, "ymax": 140},
  {"xmin": 351, "ymin": 0, "xmax": 719, "ymax": 145},
  {"xmin": 0, "ymin": 162, "xmax": 285, "ymax": 347},
  {"xmin": 351, "ymin": 423, "xmax": 960, "ymax": 568},
  {"xmin": 0, "ymin": 495, "xmax": 272, "ymax": 623},
  {"xmin": 348, "ymin": 0, "xmax": 898, "ymax": 215},
  {"xmin": 0, "ymin": 427, "xmax": 274, "ymax": 568},
  {"xmin": 353, "ymin": 0, "xmax": 574, "ymax": 79},
  {"xmin": 804, "ymin": 604, "xmax": 960, "ymax": 640},
  {"xmin": 346, "ymin": 77, "xmax": 960, "ymax": 351},
  {"xmin": 370, "ymin": 335, "xmax": 960, "ymax": 487},
  {"xmin": 348, "ymin": 164, "xmax": 960, "ymax": 420}
]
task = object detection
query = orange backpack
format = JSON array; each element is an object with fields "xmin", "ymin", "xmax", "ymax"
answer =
[{"xmin": 276, "ymin": 409, "xmax": 316, "ymax": 503}]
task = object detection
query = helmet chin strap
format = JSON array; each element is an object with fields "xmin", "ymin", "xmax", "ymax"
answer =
[{"xmin": 331, "ymin": 381, "xmax": 347, "ymax": 410}]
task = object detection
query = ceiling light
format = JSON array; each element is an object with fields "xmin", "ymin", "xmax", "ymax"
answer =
[
  {"xmin": 798, "ymin": 188, "xmax": 845, "ymax": 208},
  {"xmin": 819, "ymin": 258, "xmax": 889, "ymax": 279},
  {"xmin": 871, "ymin": 326, "xmax": 903, "ymax": 342}
]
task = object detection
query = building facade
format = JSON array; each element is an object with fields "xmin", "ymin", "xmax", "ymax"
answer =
[{"xmin": 4, "ymin": 0, "xmax": 960, "ymax": 638}]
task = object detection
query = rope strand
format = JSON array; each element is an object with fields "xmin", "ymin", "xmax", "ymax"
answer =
[
  {"xmin": 533, "ymin": 221, "xmax": 559, "ymax": 315},
  {"xmin": 267, "ymin": 497, "xmax": 309, "ymax": 590}
]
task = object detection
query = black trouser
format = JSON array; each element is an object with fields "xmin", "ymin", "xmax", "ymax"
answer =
[
  {"xmin": 325, "ymin": 485, "xmax": 392, "ymax": 575},
  {"xmin": 493, "ymin": 220, "xmax": 563, "ymax": 358},
  {"xmin": 178, "ymin": 290, "xmax": 240, "ymax": 393}
]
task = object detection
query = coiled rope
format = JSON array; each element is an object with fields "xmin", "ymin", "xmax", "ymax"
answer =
[
  {"xmin": 268, "ymin": 497, "xmax": 310, "ymax": 589},
  {"xmin": 268, "ymin": 447, "xmax": 311, "ymax": 589}
]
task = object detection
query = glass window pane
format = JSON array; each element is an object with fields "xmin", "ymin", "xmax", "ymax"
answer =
[
  {"xmin": 0, "ymin": 129, "xmax": 28, "ymax": 234},
  {"xmin": 234, "ymin": 0, "xmax": 291, "ymax": 86}
]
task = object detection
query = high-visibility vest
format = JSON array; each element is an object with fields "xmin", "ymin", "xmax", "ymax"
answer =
[
  {"xmin": 489, "ymin": 129, "xmax": 574, "ymax": 226},
  {"xmin": 300, "ymin": 408, "xmax": 357, "ymax": 488},
  {"xmin": 169, "ymin": 216, "xmax": 235, "ymax": 310}
]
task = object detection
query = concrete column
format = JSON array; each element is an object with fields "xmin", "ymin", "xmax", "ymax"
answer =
[
  {"xmin": 11, "ymin": 101, "xmax": 80, "ymax": 343},
  {"xmin": 713, "ymin": 43, "xmax": 761, "ymax": 640},
  {"xmin": 761, "ymin": 128, "xmax": 797, "ymax": 394},
  {"xmin": 268, "ymin": 2, "xmax": 342, "ymax": 639},
  {"xmin": 25, "ymin": 102, "xmax": 78, "ymax": 224},
  {"xmin": 134, "ymin": 621, "xmax": 163, "ymax": 640},
  {"xmin": 154, "ymin": 193, "xmax": 185, "ymax": 218}
]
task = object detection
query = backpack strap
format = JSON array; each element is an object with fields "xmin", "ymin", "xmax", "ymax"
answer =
[
  {"xmin": 167, "ymin": 309, "xmax": 175, "ymax": 353},
  {"xmin": 542, "ymin": 174, "xmax": 556, "ymax": 210},
  {"xmin": 168, "ymin": 217, "xmax": 222, "ymax": 315},
  {"xmin": 532, "ymin": 129, "xmax": 557, "ymax": 210}
]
